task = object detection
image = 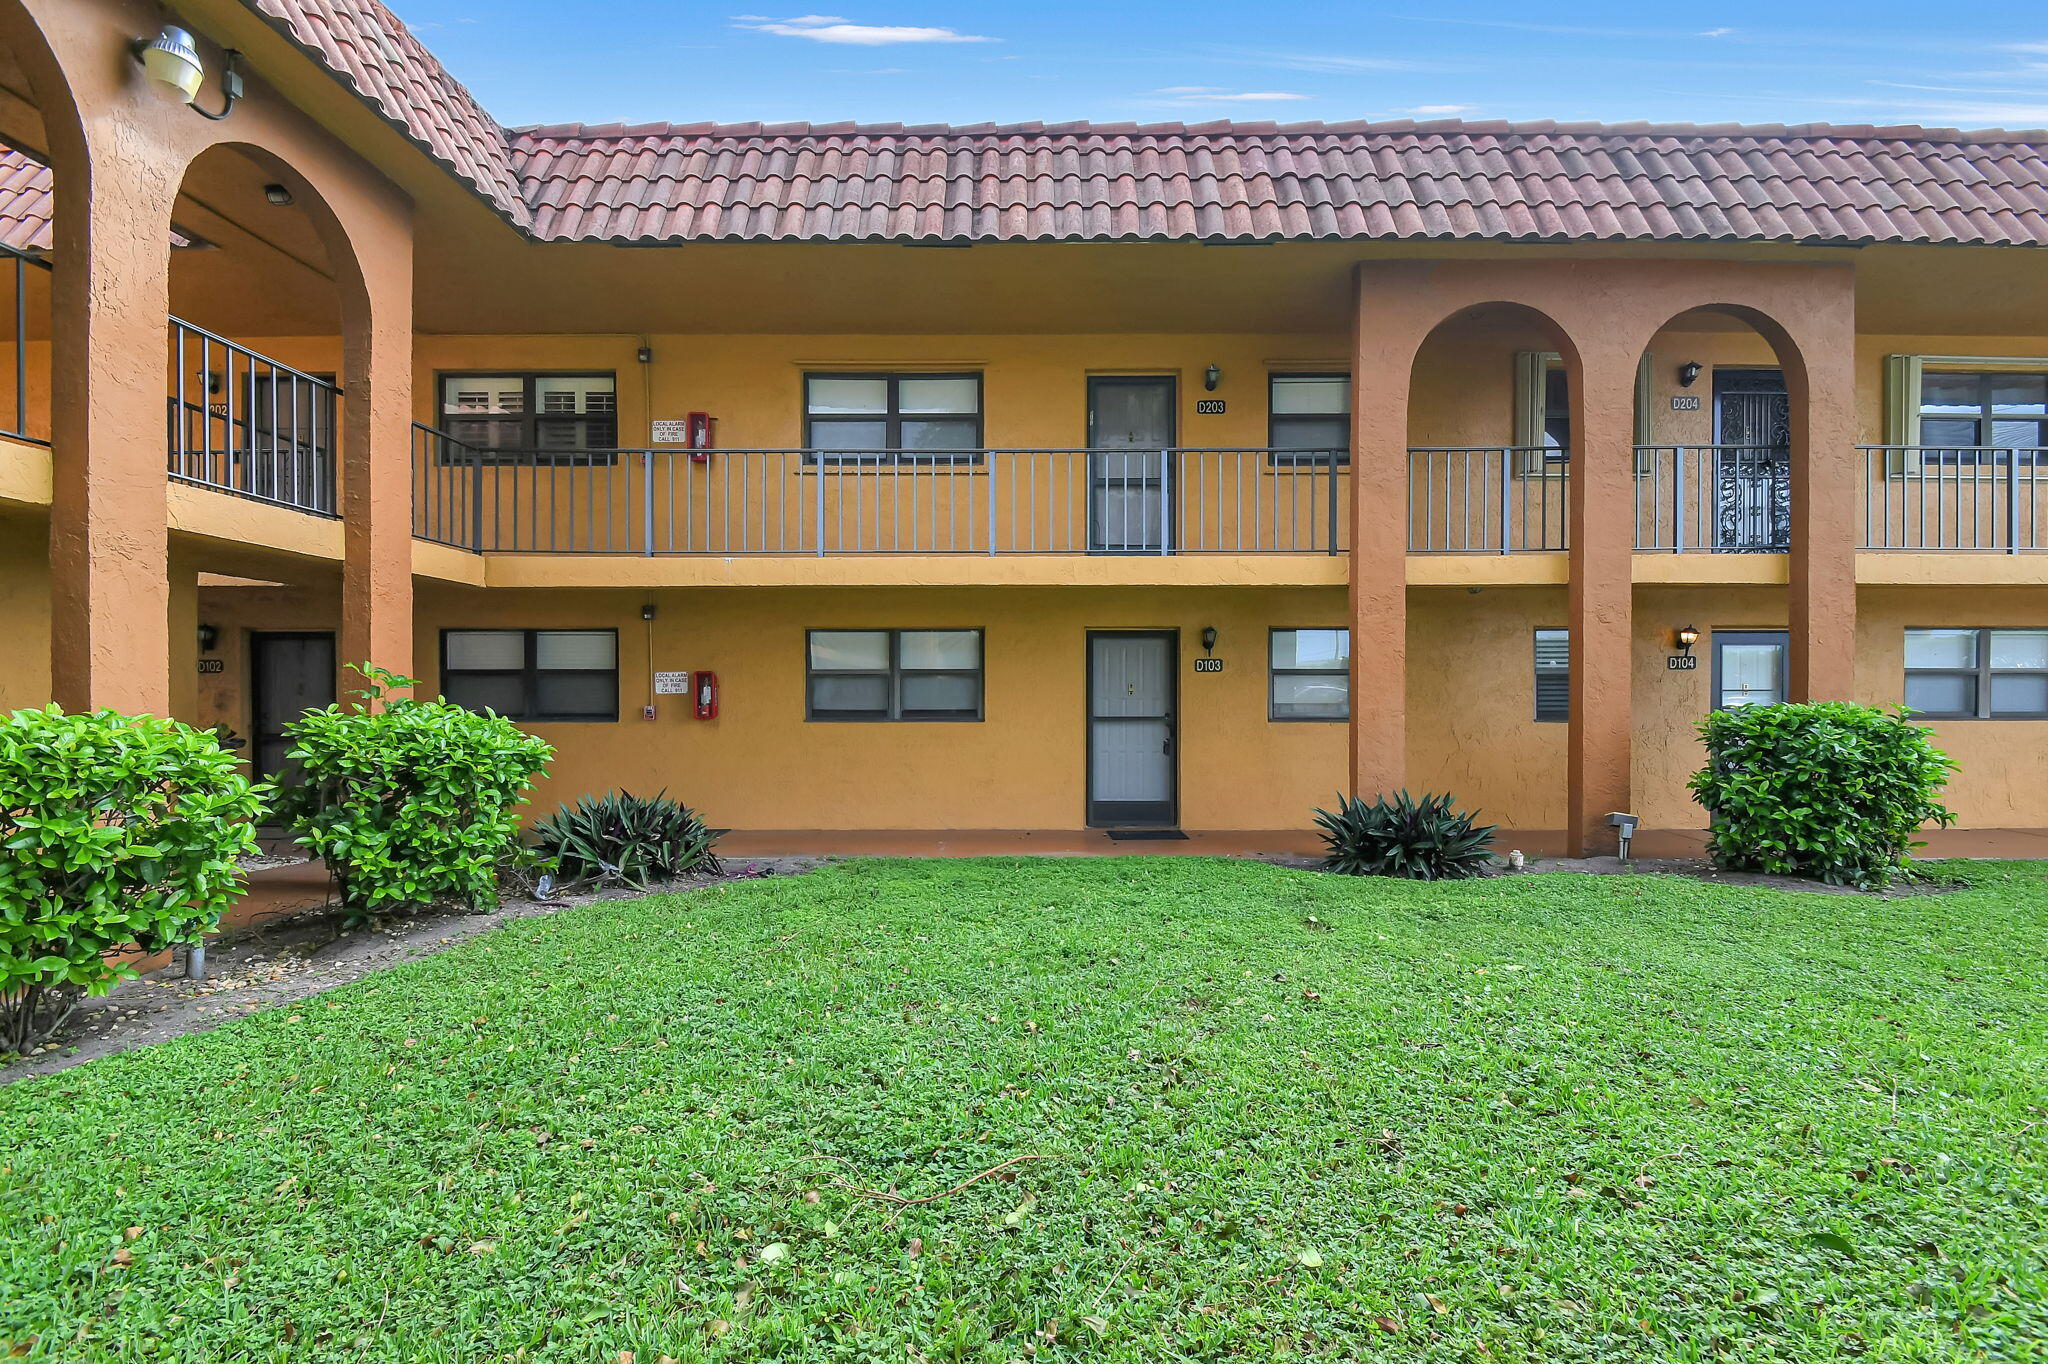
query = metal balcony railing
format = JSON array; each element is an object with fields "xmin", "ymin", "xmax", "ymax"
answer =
[
  {"xmin": 411, "ymin": 437, "xmax": 1354, "ymax": 555},
  {"xmin": 167, "ymin": 317, "xmax": 337, "ymax": 516},
  {"xmin": 0, "ymin": 242, "xmax": 48, "ymax": 445},
  {"xmin": 1407, "ymin": 447, "xmax": 1568, "ymax": 552},
  {"xmin": 1634, "ymin": 445, "xmax": 1790, "ymax": 552},
  {"xmin": 1861, "ymin": 446, "xmax": 2047, "ymax": 551}
]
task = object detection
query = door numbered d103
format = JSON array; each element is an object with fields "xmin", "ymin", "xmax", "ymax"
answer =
[{"xmin": 1192, "ymin": 657, "xmax": 1224, "ymax": 673}]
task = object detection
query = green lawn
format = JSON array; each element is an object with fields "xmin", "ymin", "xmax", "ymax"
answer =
[{"xmin": 3, "ymin": 859, "xmax": 2045, "ymax": 1361}]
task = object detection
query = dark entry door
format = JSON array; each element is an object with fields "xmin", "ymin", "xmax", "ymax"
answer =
[
  {"xmin": 1087, "ymin": 631, "xmax": 1177, "ymax": 827},
  {"xmin": 1712, "ymin": 368, "xmax": 1791, "ymax": 551},
  {"xmin": 251, "ymin": 631, "xmax": 336, "ymax": 783},
  {"xmin": 1088, "ymin": 377, "xmax": 1175, "ymax": 553}
]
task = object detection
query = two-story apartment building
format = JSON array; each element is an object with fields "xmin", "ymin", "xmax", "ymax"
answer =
[{"xmin": 2, "ymin": 0, "xmax": 2045, "ymax": 854}]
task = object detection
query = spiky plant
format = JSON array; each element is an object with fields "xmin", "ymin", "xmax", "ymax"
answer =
[
  {"xmin": 530, "ymin": 791, "xmax": 722, "ymax": 891},
  {"xmin": 1311, "ymin": 790, "xmax": 1498, "ymax": 880}
]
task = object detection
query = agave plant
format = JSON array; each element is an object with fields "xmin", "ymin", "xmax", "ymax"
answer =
[
  {"xmin": 530, "ymin": 791, "xmax": 723, "ymax": 891},
  {"xmin": 1311, "ymin": 790, "xmax": 1498, "ymax": 880}
]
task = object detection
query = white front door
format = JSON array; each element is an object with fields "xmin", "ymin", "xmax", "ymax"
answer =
[
  {"xmin": 1712, "ymin": 630, "xmax": 1789, "ymax": 709},
  {"xmin": 1088, "ymin": 632, "xmax": 1176, "ymax": 826}
]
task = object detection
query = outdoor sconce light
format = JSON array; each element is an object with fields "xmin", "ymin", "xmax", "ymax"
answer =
[
  {"xmin": 1676, "ymin": 361, "xmax": 1703, "ymax": 388},
  {"xmin": 1204, "ymin": 364, "xmax": 1222, "ymax": 392},
  {"xmin": 197, "ymin": 623, "xmax": 219, "ymax": 653},
  {"xmin": 262, "ymin": 183, "xmax": 294, "ymax": 207},
  {"xmin": 1201, "ymin": 626, "xmax": 1218, "ymax": 655},
  {"xmin": 1674, "ymin": 624, "xmax": 1699, "ymax": 655},
  {"xmin": 134, "ymin": 26, "xmax": 243, "ymax": 121}
]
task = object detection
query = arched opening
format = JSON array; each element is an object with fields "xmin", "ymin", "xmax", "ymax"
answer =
[
  {"xmin": 1632, "ymin": 305, "xmax": 1802, "ymax": 556},
  {"xmin": 166, "ymin": 143, "xmax": 361, "ymax": 767},
  {"xmin": 0, "ymin": 2, "xmax": 73, "ymax": 712},
  {"xmin": 1403, "ymin": 301, "xmax": 1580, "ymax": 839}
]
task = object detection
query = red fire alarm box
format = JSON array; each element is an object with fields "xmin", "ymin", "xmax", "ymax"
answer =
[
  {"xmin": 693, "ymin": 670, "xmax": 718, "ymax": 720},
  {"xmin": 687, "ymin": 412, "xmax": 716, "ymax": 462}
]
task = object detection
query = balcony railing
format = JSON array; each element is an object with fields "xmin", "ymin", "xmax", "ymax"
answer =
[
  {"xmin": 1407, "ymin": 447, "xmax": 1567, "ymax": 552},
  {"xmin": 1633, "ymin": 445, "xmax": 1790, "ymax": 552},
  {"xmin": 0, "ymin": 242, "xmax": 48, "ymax": 445},
  {"xmin": 167, "ymin": 317, "xmax": 337, "ymax": 516},
  {"xmin": 411, "ymin": 435, "xmax": 1353, "ymax": 555},
  {"xmin": 1861, "ymin": 446, "xmax": 2046, "ymax": 551}
]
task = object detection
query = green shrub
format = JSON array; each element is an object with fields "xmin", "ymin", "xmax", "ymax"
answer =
[
  {"xmin": 281, "ymin": 665, "xmax": 552, "ymax": 923},
  {"xmin": 1690, "ymin": 701, "xmax": 1956, "ymax": 888},
  {"xmin": 531, "ymin": 791, "xmax": 723, "ymax": 891},
  {"xmin": 1313, "ymin": 790, "xmax": 1498, "ymax": 880},
  {"xmin": 0, "ymin": 706, "xmax": 264, "ymax": 1052}
]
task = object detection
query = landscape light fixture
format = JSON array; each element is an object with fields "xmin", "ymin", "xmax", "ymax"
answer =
[
  {"xmin": 1201, "ymin": 626, "xmax": 1218, "ymax": 655},
  {"xmin": 1204, "ymin": 364, "xmax": 1222, "ymax": 392},
  {"xmin": 1674, "ymin": 624, "xmax": 1699, "ymax": 654},
  {"xmin": 262, "ymin": 183, "xmax": 294, "ymax": 206},
  {"xmin": 134, "ymin": 26, "xmax": 243, "ymax": 120},
  {"xmin": 1677, "ymin": 361, "xmax": 1703, "ymax": 388}
]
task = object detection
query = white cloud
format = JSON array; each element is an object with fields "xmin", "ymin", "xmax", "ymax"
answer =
[
  {"xmin": 1147, "ymin": 87, "xmax": 1310, "ymax": 105},
  {"xmin": 731, "ymin": 14, "xmax": 993, "ymax": 44},
  {"xmin": 1403, "ymin": 104, "xmax": 1475, "ymax": 115},
  {"xmin": 1698, "ymin": 27, "xmax": 1734, "ymax": 38}
]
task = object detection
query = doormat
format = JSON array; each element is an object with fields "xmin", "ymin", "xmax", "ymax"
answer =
[{"xmin": 1104, "ymin": 829, "xmax": 1189, "ymax": 842}]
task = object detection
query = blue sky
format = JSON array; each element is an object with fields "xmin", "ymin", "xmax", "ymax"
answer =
[{"xmin": 388, "ymin": 2, "xmax": 2048, "ymax": 131}]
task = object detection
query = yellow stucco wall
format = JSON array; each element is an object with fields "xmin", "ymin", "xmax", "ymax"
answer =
[{"xmin": 0, "ymin": 512, "xmax": 50, "ymax": 711}]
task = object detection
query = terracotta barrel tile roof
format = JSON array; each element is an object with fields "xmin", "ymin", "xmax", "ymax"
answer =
[
  {"xmin": 506, "ymin": 120, "xmax": 2048, "ymax": 247},
  {"xmin": 0, "ymin": 149, "xmax": 50, "ymax": 253}
]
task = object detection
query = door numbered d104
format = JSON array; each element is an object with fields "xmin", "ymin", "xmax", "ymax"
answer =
[{"xmin": 1667, "ymin": 654, "xmax": 1699, "ymax": 671}]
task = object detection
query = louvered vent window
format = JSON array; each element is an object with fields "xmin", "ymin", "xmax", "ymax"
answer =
[
  {"xmin": 440, "ymin": 373, "xmax": 616, "ymax": 463},
  {"xmin": 1534, "ymin": 628, "xmax": 1570, "ymax": 723}
]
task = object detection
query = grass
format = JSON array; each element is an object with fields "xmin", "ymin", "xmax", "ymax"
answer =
[{"xmin": 2, "ymin": 858, "xmax": 2045, "ymax": 1362}]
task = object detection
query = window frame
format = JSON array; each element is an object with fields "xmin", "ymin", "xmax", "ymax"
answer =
[
  {"xmin": 1911, "ymin": 368, "xmax": 2048, "ymax": 467},
  {"xmin": 804, "ymin": 628, "xmax": 986, "ymax": 723},
  {"xmin": 436, "ymin": 370, "xmax": 620, "ymax": 466},
  {"xmin": 1533, "ymin": 627, "xmax": 1569, "ymax": 723},
  {"xmin": 438, "ymin": 627, "xmax": 620, "ymax": 723},
  {"xmin": 1267, "ymin": 627, "xmax": 1351, "ymax": 723},
  {"xmin": 1266, "ymin": 372, "xmax": 1351, "ymax": 467},
  {"xmin": 1904, "ymin": 626, "xmax": 2048, "ymax": 720},
  {"xmin": 802, "ymin": 372, "xmax": 985, "ymax": 466}
]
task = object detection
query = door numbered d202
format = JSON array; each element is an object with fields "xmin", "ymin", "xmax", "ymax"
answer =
[{"xmin": 1192, "ymin": 657, "xmax": 1224, "ymax": 673}]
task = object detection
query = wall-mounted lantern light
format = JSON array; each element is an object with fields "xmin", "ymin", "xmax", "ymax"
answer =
[
  {"xmin": 1674, "ymin": 624, "xmax": 1699, "ymax": 655},
  {"xmin": 262, "ymin": 183, "xmax": 294, "ymax": 206},
  {"xmin": 1203, "ymin": 364, "xmax": 1222, "ymax": 392},
  {"xmin": 1200, "ymin": 626, "xmax": 1218, "ymax": 655},
  {"xmin": 1676, "ymin": 361, "xmax": 1703, "ymax": 388},
  {"xmin": 134, "ymin": 26, "xmax": 243, "ymax": 121},
  {"xmin": 197, "ymin": 623, "xmax": 219, "ymax": 653}
]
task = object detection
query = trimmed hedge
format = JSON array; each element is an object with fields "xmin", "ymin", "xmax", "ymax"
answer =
[{"xmin": 1690, "ymin": 701, "xmax": 1955, "ymax": 888}]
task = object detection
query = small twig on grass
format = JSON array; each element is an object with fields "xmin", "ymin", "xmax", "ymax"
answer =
[{"xmin": 833, "ymin": 1154, "xmax": 1053, "ymax": 1207}]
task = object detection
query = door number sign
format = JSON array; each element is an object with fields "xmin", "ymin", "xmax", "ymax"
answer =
[{"xmin": 1193, "ymin": 657, "xmax": 1224, "ymax": 673}]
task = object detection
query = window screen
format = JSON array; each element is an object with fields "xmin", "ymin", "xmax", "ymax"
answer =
[
  {"xmin": 440, "ymin": 373, "xmax": 617, "ymax": 464},
  {"xmin": 807, "ymin": 629, "xmax": 984, "ymax": 721},
  {"xmin": 442, "ymin": 628, "xmax": 618, "ymax": 721},
  {"xmin": 1533, "ymin": 628, "xmax": 1569, "ymax": 722},
  {"xmin": 1269, "ymin": 629, "xmax": 1350, "ymax": 720},
  {"xmin": 1269, "ymin": 374, "xmax": 1350, "ymax": 464},
  {"xmin": 1905, "ymin": 627, "xmax": 2048, "ymax": 718},
  {"xmin": 804, "ymin": 374, "xmax": 982, "ymax": 463}
]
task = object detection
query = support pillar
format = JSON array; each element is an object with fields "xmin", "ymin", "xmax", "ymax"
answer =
[
  {"xmin": 337, "ymin": 255, "xmax": 414, "ymax": 701},
  {"xmin": 1785, "ymin": 273, "xmax": 1859, "ymax": 701},
  {"xmin": 1347, "ymin": 269, "xmax": 1413, "ymax": 800},
  {"xmin": 1566, "ymin": 346, "xmax": 1641, "ymax": 855},
  {"xmin": 47, "ymin": 140, "xmax": 179, "ymax": 714}
]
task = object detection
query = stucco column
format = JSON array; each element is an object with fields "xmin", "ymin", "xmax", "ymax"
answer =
[
  {"xmin": 47, "ymin": 139, "xmax": 180, "ymax": 715},
  {"xmin": 1347, "ymin": 269, "xmax": 1413, "ymax": 799},
  {"xmin": 1785, "ymin": 271, "xmax": 1859, "ymax": 700},
  {"xmin": 1566, "ymin": 345, "xmax": 1641, "ymax": 855},
  {"xmin": 337, "ymin": 254, "xmax": 414, "ymax": 700}
]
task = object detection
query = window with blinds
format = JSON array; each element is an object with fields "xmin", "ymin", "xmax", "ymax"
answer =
[
  {"xmin": 1533, "ymin": 628, "xmax": 1569, "ymax": 723},
  {"xmin": 1269, "ymin": 628, "xmax": 1350, "ymax": 721},
  {"xmin": 441, "ymin": 628, "xmax": 618, "ymax": 721},
  {"xmin": 440, "ymin": 373, "xmax": 617, "ymax": 463},
  {"xmin": 805, "ymin": 629, "xmax": 984, "ymax": 721},
  {"xmin": 1904, "ymin": 628, "xmax": 2048, "ymax": 719}
]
